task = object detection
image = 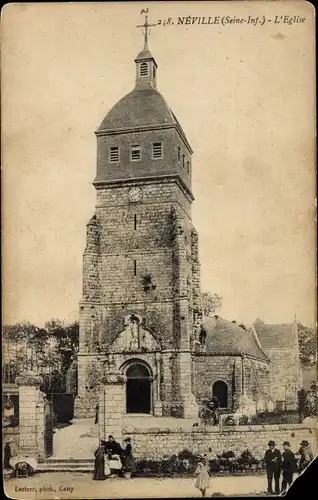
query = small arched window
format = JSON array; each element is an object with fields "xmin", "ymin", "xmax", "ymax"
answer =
[{"xmin": 140, "ymin": 62, "xmax": 148, "ymax": 77}]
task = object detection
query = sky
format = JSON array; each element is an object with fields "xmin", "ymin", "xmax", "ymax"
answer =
[{"xmin": 2, "ymin": 2, "xmax": 316, "ymax": 328}]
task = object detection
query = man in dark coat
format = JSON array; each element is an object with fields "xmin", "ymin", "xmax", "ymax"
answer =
[
  {"xmin": 281, "ymin": 441, "xmax": 297, "ymax": 492},
  {"xmin": 263, "ymin": 440, "xmax": 282, "ymax": 494}
]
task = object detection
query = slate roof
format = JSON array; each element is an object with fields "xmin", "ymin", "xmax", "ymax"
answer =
[
  {"xmin": 253, "ymin": 319, "xmax": 295, "ymax": 349},
  {"xmin": 98, "ymin": 88, "xmax": 176, "ymax": 130},
  {"xmin": 201, "ymin": 316, "xmax": 269, "ymax": 362},
  {"xmin": 135, "ymin": 48, "xmax": 155, "ymax": 61}
]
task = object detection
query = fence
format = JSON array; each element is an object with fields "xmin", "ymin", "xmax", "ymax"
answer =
[{"xmin": 46, "ymin": 393, "xmax": 75, "ymax": 423}]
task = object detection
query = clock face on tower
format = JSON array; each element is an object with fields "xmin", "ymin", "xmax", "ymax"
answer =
[{"xmin": 128, "ymin": 187, "xmax": 143, "ymax": 203}]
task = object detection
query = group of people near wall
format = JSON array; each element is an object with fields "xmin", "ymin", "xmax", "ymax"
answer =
[
  {"xmin": 195, "ymin": 438, "xmax": 314, "ymax": 497},
  {"xmin": 263, "ymin": 439, "xmax": 314, "ymax": 495},
  {"xmin": 92, "ymin": 434, "xmax": 314, "ymax": 496},
  {"xmin": 93, "ymin": 435, "xmax": 135, "ymax": 481}
]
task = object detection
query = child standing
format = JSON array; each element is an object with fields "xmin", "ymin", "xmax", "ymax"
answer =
[{"xmin": 194, "ymin": 454, "xmax": 210, "ymax": 497}]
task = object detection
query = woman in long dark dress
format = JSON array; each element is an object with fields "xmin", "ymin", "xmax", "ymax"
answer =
[{"xmin": 93, "ymin": 442, "xmax": 106, "ymax": 480}]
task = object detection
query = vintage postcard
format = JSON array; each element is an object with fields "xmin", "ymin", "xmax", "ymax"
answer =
[{"xmin": 2, "ymin": 1, "xmax": 316, "ymax": 499}]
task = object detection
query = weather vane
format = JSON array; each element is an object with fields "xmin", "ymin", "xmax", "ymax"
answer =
[{"xmin": 137, "ymin": 8, "xmax": 157, "ymax": 50}]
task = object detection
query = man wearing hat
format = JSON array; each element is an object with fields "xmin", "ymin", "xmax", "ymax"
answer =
[
  {"xmin": 263, "ymin": 440, "xmax": 282, "ymax": 494},
  {"xmin": 298, "ymin": 440, "xmax": 313, "ymax": 473},
  {"xmin": 281, "ymin": 441, "xmax": 297, "ymax": 493}
]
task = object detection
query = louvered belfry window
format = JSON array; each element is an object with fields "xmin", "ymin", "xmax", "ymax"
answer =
[
  {"xmin": 152, "ymin": 142, "xmax": 162, "ymax": 159},
  {"xmin": 140, "ymin": 62, "xmax": 148, "ymax": 76},
  {"xmin": 109, "ymin": 146, "xmax": 119, "ymax": 162},
  {"xmin": 131, "ymin": 145, "xmax": 141, "ymax": 161}
]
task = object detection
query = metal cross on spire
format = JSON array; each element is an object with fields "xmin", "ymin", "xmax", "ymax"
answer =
[{"xmin": 137, "ymin": 8, "xmax": 157, "ymax": 50}]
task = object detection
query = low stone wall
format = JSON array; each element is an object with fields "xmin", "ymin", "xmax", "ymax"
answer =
[{"xmin": 123, "ymin": 424, "xmax": 316, "ymax": 459}]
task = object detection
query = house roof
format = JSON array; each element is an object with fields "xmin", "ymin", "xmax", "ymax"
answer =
[
  {"xmin": 201, "ymin": 316, "xmax": 269, "ymax": 362},
  {"xmin": 252, "ymin": 320, "xmax": 295, "ymax": 348}
]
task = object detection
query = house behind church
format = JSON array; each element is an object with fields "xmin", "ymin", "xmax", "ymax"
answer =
[{"xmin": 251, "ymin": 318, "xmax": 302, "ymax": 410}]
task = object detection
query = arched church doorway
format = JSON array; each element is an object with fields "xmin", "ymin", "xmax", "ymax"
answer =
[
  {"xmin": 212, "ymin": 380, "xmax": 228, "ymax": 408},
  {"xmin": 126, "ymin": 363, "xmax": 152, "ymax": 414}
]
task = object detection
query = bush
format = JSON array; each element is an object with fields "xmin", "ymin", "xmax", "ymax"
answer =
[
  {"xmin": 209, "ymin": 459, "xmax": 221, "ymax": 472},
  {"xmin": 135, "ymin": 449, "xmax": 265, "ymax": 477},
  {"xmin": 178, "ymin": 448, "xmax": 196, "ymax": 461},
  {"xmin": 223, "ymin": 414, "xmax": 235, "ymax": 426},
  {"xmin": 135, "ymin": 451, "xmax": 198, "ymax": 476},
  {"xmin": 238, "ymin": 415, "xmax": 249, "ymax": 425}
]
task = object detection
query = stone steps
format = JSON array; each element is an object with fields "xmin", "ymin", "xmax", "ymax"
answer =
[{"xmin": 38, "ymin": 458, "xmax": 94, "ymax": 473}]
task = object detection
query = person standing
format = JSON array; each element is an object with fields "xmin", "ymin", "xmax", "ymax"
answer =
[
  {"xmin": 3, "ymin": 442, "xmax": 13, "ymax": 470},
  {"xmin": 298, "ymin": 440, "xmax": 314, "ymax": 473},
  {"xmin": 93, "ymin": 441, "xmax": 107, "ymax": 480},
  {"xmin": 194, "ymin": 454, "xmax": 210, "ymax": 497},
  {"xmin": 263, "ymin": 440, "xmax": 282, "ymax": 494},
  {"xmin": 281, "ymin": 441, "xmax": 297, "ymax": 493},
  {"xmin": 122, "ymin": 437, "xmax": 135, "ymax": 476},
  {"xmin": 297, "ymin": 388, "xmax": 306, "ymax": 423}
]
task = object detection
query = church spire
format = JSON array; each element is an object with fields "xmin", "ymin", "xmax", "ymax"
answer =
[{"xmin": 135, "ymin": 9, "xmax": 158, "ymax": 90}]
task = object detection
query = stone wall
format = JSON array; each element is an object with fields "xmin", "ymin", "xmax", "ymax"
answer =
[
  {"xmin": 15, "ymin": 374, "xmax": 47, "ymax": 460},
  {"xmin": 96, "ymin": 128, "xmax": 192, "ymax": 196},
  {"xmin": 194, "ymin": 356, "xmax": 241, "ymax": 407},
  {"xmin": 193, "ymin": 355, "xmax": 271, "ymax": 410},
  {"xmin": 243, "ymin": 357, "xmax": 270, "ymax": 402},
  {"xmin": 99, "ymin": 374, "xmax": 126, "ymax": 442},
  {"xmin": 74, "ymin": 389, "xmax": 98, "ymax": 419},
  {"xmin": 122, "ymin": 424, "xmax": 316, "ymax": 460},
  {"xmin": 265, "ymin": 348, "xmax": 301, "ymax": 408},
  {"xmin": 77, "ymin": 178, "xmax": 201, "ymax": 417}
]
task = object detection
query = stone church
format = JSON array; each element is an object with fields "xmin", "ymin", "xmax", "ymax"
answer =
[{"xmin": 74, "ymin": 34, "xmax": 301, "ymax": 419}]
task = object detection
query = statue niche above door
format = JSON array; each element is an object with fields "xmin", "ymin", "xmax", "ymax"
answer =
[{"xmin": 109, "ymin": 313, "xmax": 160, "ymax": 353}]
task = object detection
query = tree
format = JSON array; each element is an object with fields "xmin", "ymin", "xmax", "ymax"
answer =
[
  {"xmin": 297, "ymin": 323, "xmax": 316, "ymax": 366},
  {"xmin": 45, "ymin": 319, "xmax": 79, "ymax": 373},
  {"xmin": 3, "ymin": 322, "xmax": 49, "ymax": 378},
  {"xmin": 3, "ymin": 319, "xmax": 79, "ymax": 391},
  {"xmin": 201, "ymin": 292, "xmax": 223, "ymax": 317}
]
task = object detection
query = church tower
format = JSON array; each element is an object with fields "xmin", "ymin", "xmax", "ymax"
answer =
[{"xmin": 75, "ymin": 17, "xmax": 201, "ymax": 419}]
